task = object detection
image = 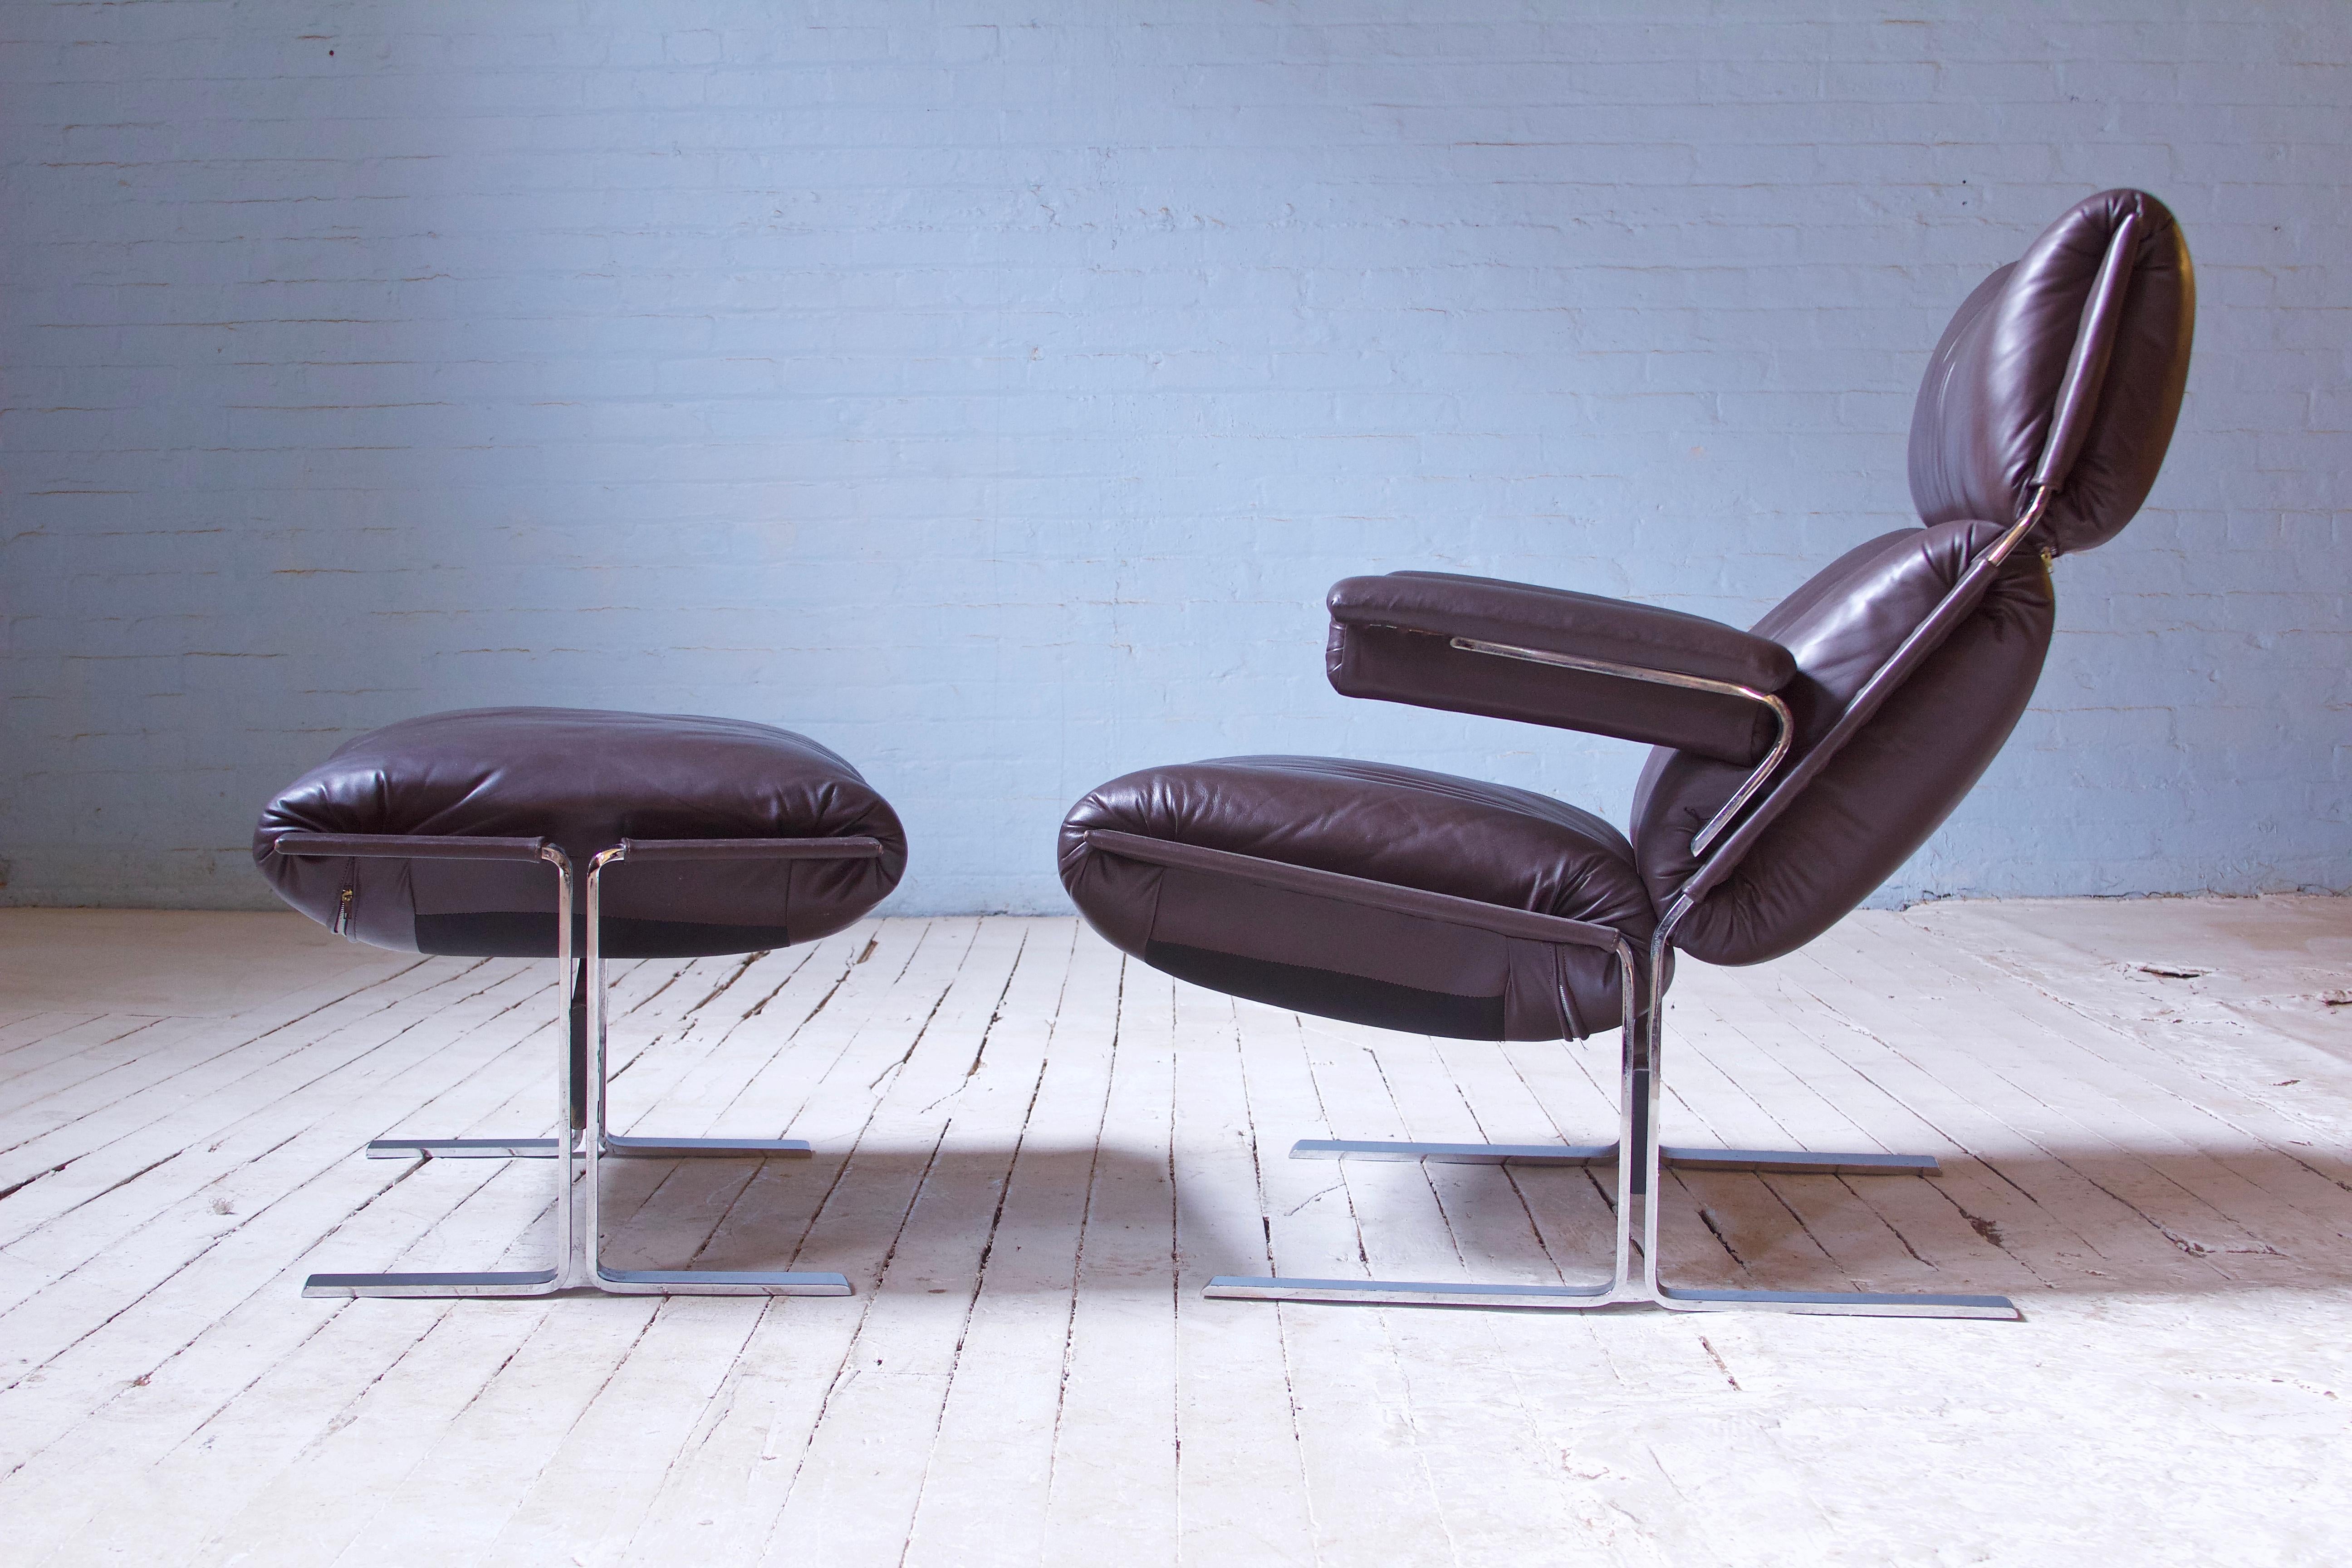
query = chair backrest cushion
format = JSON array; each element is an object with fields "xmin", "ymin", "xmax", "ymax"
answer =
[
  {"xmin": 1630, "ymin": 520, "xmax": 2054, "ymax": 965},
  {"xmin": 1908, "ymin": 187, "xmax": 2194, "ymax": 556}
]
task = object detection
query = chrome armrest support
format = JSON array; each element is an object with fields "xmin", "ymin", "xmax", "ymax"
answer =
[{"xmin": 1446, "ymin": 637, "xmax": 1793, "ymax": 857}]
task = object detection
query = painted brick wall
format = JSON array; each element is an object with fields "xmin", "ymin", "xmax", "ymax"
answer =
[{"xmin": 3, "ymin": 0, "xmax": 2347, "ymax": 916}]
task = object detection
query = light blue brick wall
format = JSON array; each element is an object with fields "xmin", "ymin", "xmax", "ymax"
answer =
[{"xmin": 3, "ymin": 1, "xmax": 2347, "ymax": 916}]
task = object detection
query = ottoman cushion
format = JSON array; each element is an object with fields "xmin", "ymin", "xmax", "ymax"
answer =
[{"xmin": 255, "ymin": 707, "xmax": 906, "ymax": 958}]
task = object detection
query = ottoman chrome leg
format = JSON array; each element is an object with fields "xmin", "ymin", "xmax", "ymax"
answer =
[
  {"xmin": 276, "ymin": 818, "xmax": 891, "ymax": 1301},
  {"xmin": 304, "ymin": 843, "xmax": 580, "ymax": 1299},
  {"xmin": 583, "ymin": 838, "xmax": 889, "ymax": 1165},
  {"xmin": 290, "ymin": 832, "xmax": 886, "ymax": 1300},
  {"xmin": 577, "ymin": 847, "xmax": 849, "ymax": 1297}
]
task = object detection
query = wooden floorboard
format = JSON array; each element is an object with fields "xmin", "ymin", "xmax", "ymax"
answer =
[{"xmin": 0, "ymin": 901, "xmax": 2348, "ymax": 1564}]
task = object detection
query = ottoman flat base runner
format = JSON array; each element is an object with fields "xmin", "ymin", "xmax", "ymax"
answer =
[{"xmin": 363, "ymin": 1135, "xmax": 817, "ymax": 1160}]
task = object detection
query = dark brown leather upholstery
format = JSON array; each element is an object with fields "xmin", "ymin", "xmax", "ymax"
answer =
[
  {"xmin": 1910, "ymin": 188, "xmax": 2195, "ymax": 558},
  {"xmin": 1059, "ymin": 758, "xmax": 1651, "ymax": 1039},
  {"xmin": 255, "ymin": 707, "xmax": 906, "ymax": 958},
  {"xmin": 1058, "ymin": 188, "xmax": 2187, "ymax": 1043},
  {"xmin": 1331, "ymin": 573, "xmax": 1795, "ymax": 687},
  {"xmin": 1632, "ymin": 522, "xmax": 2056, "ymax": 964},
  {"xmin": 1327, "ymin": 572, "xmax": 1794, "ymax": 763}
]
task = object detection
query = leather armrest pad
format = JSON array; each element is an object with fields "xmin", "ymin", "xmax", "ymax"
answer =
[{"xmin": 1328, "ymin": 572, "xmax": 1795, "ymax": 693}]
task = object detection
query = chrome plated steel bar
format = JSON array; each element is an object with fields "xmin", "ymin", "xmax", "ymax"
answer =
[
  {"xmin": 301, "ymin": 833, "xmax": 859, "ymax": 1300},
  {"xmin": 366, "ymin": 1137, "xmax": 565, "ymax": 1160},
  {"xmin": 579, "ymin": 845, "xmax": 849, "ymax": 1297},
  {"xmin": 1289, "ymin": 1138, "xmax": 1617, "ymax": 1166},
  {"xmin": 1444, "ymin": 638, "xmax": 1793, "ymax": 857},
  {"xmin": 1288, "ymin": 1139, "xmax": 1936, "ymax": 1176},
  {"xmin": 1657, "ymin": 1286, "xmax": 2019, "ymax": 1319},
  {"xmin": 1196, "ymin": 885, "xmax": 2020, "ymax": 1320},
  {"xmin": 364, "ymin": 1135, "xmax": 814, "ymax": 1161},
  {"xmin": 1662, "ymin": 1147, "xmax": 1939, "ymax": 1175},
  {"xmin": 303, "ymin": 844, "xmax": 578, "ymax": 1300},
  {"xmin": 1201, "ymin": 1277, "xmax": 1619, "ymax": 1308},
  {"xmin": 599, "ymin": 1133, "xmax": 816, "ymax": 1159}
]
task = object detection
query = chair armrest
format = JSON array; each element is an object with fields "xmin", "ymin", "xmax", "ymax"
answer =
[
  {"xmin": 1331, "ymin": 573, "xmax": 1794, "ymax": 690},
  {"xmin": 1326, "ymin": 572, "xmax": 1795, "ymax": 764}
]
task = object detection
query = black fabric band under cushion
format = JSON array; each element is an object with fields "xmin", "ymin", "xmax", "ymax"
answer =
[
  {"xmin": 1142, "ymin": 939, "xmax": 1507, "ymax": 1040},
  {"xmin": 414, "ymin": 912, "xmax": 795, "ymax": 960}
]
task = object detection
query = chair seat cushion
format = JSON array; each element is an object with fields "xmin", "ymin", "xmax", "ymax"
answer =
[
  {"xmin": 254, "ymin": 707, "xmax": 906, "ymax": 958},
  {"xmin": 1059, "ymin": 756, "xmax": 1654, "ymax": 1041}
]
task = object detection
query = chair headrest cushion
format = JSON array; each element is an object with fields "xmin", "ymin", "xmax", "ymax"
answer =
[{"xmin": 1908, "ymin": 188, "xmax": 2195, "ymax": 557}]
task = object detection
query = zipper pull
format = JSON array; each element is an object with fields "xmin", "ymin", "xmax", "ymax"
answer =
[{"xmin": 334, "ymin": 885, "xmax": 355, "ymax": 938}]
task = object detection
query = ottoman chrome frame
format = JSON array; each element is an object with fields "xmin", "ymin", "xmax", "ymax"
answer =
[{"xmin": 284, "ymin": 831, "xmax": 876, "ymax": 1299}]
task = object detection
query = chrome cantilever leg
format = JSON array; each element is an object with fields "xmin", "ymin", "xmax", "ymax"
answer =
[
  {"xmin": 1628, "ymin": 930, "xmax": 2013, "ymax": 1319},
  {"xmin": 305, "ymin": 847, "xmax": 581, "ymax": 1299},
  {"xmin": 1205, "ymin": 941, "xmax": 1643, "ymax": 1312},
  {"xmin": 1205, "ymin": 935, "xmax": 2020, "ymax": 1320},
  {"xmin": 577, "ymin": 848, "xmax": 848, "ymax": 1297}
]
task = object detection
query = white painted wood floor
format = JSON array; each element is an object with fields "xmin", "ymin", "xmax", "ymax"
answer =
[{"xmin": 2, "ymin": 899, "xmax": 2349, "ymax": 1566}]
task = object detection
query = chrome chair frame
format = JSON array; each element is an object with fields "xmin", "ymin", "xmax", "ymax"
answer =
[
  {"xmin": 282, "ymin": 831, "xmax": 876, "ymax": 1298},
  {"xmin": 1199, "ymin": 494, "xmax": 2058, "ymax": 1320}
]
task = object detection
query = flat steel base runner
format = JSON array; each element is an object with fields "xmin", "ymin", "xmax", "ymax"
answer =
[
  {"xmin": 1227, "ymin": 1128, "xmax": 2017, "ymax": 1319},
  {"xmin": 1204, "ymin": 1275, "xmax": 2019, "ymax": 1319},
  {"xmin": 590, "ymin": 1267, "xmax": 851, "ymax": 1297},
  {"xmin": 367, "ymin": 1137, "xmax": 562, "ymax": 1160},
  {"xmin": 304, "ymin": 1268, "xmax": 564, "ymax": 1299},
  {"xmin": 1206, "ymin": 1276, "xmax": 1614, "ymax": 1309},
  {"xmin": 366, "ymin": 1135, "xmax": 817, "ymax": 1161},
  {"xmin": 1292, "ymin": 1138, "xmax": 1613, "ymax": 1166},
  {"xmin": 1293, "ymin": 1138, "xmax": 1939, "ymax": 1176},
  {"xmin": 1221, "ymin": 928, "xmax": 2022, "ymax": 1323},
  {"xmin": 303, "ymin": 1269, "xmax": 849, "ymax": 1300}
]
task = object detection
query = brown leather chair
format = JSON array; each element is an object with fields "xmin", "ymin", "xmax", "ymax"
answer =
[
  {"xmin": 1058, "ymin": 189, "xmax": 2195, "ymax": 1320},
  {"xmin": 256, "ymin": 707, "xmax": 907, "ymax": 1299}
]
